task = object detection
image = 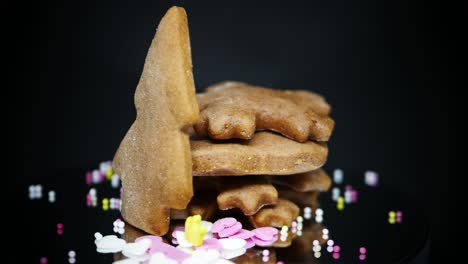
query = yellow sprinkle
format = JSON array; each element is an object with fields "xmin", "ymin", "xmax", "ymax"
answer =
[
  {"xmin": 281, "ymin": 225, "xmax": 289, "ymax": 232},
  {"xmin": 337, "ymin": 196, "xmax": 345, "ymax": 210},
  {"xmin": 184, "ymin": 215, "xmax": 207, "ymax": 246},
  {"xmin": 105, "ymin": 168, "xmax": 114, "ymax": 180},
  {"xmin": 388, "ymin": 217, "xmax": 396, "ymax": 224},
  {"xmin": 388, "ymin": 211, "xmax": 396, "ymax": 218}
]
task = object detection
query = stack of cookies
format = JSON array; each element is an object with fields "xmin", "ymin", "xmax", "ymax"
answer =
[
  {"xmin": 171, "ymin": 81, "xmax": 334, "ymax": 248},
  {"xmin": 113, "ymin": 6, "xmax": 334, "ymax": 252}
]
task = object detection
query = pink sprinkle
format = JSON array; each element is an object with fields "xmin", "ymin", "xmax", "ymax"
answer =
[
  {"xmin": 252, "ymin": 235, "xmax": 278, "ymax": 246},
  {"xmin": 276, "ymin": 262, "xmax": 284, "ymax": 264},
  {"xmin": 359, "ymin": 254, "xmax": 366, "ymax": 260},
  {"xmin": 85, "ymin": 172, "xmax": 92, "ymax": 185},
  {"xmin": 332, "ymin": 252, "xmax": 340, "ymax": 259},
  {"xmin": 245, "ymin": 238, "xmax": 255, "ymax": 249},
  {"xmin": 351, "ymin": 190, "xmax": 358, "ymax": 202},
  {"xmin": 291, "ymin": 222, "xmax": 297, "ymax": 227},
  {"xmin": 262, "ymin": 256, "xmax": 269, "ymax": 262},
  {"xmin": 359, "ymin": 247, "xmax": 367, "ymax": 254},
  {"xmin": 86, "ymin": 194, "xmax": 92, "ymax": 207},
  {"xmin": 333, "ymin": 245, "xmax": 341, "ymax": 253},
  {"xmin": 252, "ymin": 227, "xmax": 278, "ymax": 241},
  {"xmin": 57, "ymin": 229, "xmax": 63, "ymax": 235},
  {"xmin": 218, "ymin": 222, "xmax": 242, "ymax": 238},
  {"xmin": 212, "ymin": 218, "xmax": 237, "ymax": 233},
  {"xmin": 197, "ymin": 238, "xmax": 222, "ymax": 251},
  {"xmin": 262, "ymin": 249, "xmax": 270, "ymax": 256},
  {"xmin": 230, "ymin": 229, "xmax": 254, "ymax": 239},
  {"xmin": 345, "ymin": 185, "xmax": 353, "ymax": 191},
  {"xmin": 57, "ymin": 223, "xmax": 63, "ymax": 229},
  {"xmin": 40, "ymin": 257, "xmax": 48, "ymax": 264}
]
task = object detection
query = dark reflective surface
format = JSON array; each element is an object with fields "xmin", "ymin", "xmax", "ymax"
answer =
[{"xmin": 18, "ymin": 168, "xmax": 429, "ymax": 263}]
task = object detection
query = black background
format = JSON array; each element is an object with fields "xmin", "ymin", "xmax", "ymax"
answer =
[{"xmin": 13, "ymin": 0, "xmax": 450, "ymax": 262}]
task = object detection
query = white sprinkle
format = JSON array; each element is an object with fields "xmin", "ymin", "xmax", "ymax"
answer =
[
  {"xmin": 68, "ymin": 251, "xmax": 76, "ymax": 257},
  {"xmin": 322, "ymin": 228, "xmax": 329, "ymax": 235},
  {"xmin": 327, "ymin": 239, "xmax": 334, "ymax": 246},
  {"xmin": 111, "ymin": 174, "xmax": 120, "ymax": 188},
  {"xmin": 296, "ymin": 216, "xmax": 303, "ymax": 223},
  {"xmin": 315, "ymin": 215, "xmax": 323, "ymax": 223},
  {"xmin": 68, "ymin": 257, "xmax": 76, "ymax": 264},
  {"xmin": 48, "ymin": 191, "xmax": 56, "ymax": 203},
  {"xmin": 332, "ymin": 187, "xmax": 340, "ymax": 201},
  {"xmin": 296, "ymin": 230, "xmax": 302, "ymax": 236},
  {"xmin": 313, "ymin": 245, "xmax": 321, "ymax": 252},
  {"xmin": 315, "ymin": 208, "xmax": 324, "ymax": 216},
  {"xmin": 333, "ymin": 169, "xmax": 344, "ymax": 184},
  {"xmin": 117, "ymin": 221, "xmax": 125, "ymax": 228},
  {"xmin": 322, "ymin": 234, "xmax": 329, "ymax": 240},
  {"xmin": 94, "ymin": 232, "xmax": 103, "ymax": 240},
  {"xmin": 327, "ymin": 246, "xmax": 334, "ymax": 252},
  {"xmin": 313, "ymin": 240, "xmax": 319, "ymax": 246},
  {"xmin": 304, "ymin": 207, "xmax": 312, "ymax": 213},
  {"xmin": 344, "ymin": 190, "xmax": 352, "ymax": 204},
  {"xmin": 314, "ymin": 252, "xmax": 321, "ymax": 258}
]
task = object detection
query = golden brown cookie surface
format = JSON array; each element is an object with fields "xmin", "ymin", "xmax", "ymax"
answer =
[
  {"xmin": 249, "ymin": 198, "xmax": 300, "ymax": 228},
  {"xmin": 269, "ymin": 169, "xmax": 332, "ymax": 192},
  {"xmin": 113, "ymin": 6, "xmax": 199, "ymax": 236},
  {"xmin": 194, "ymin": 82, "xmax": 334, "ymax": 142},
  {"xmin": 191, "ymin": 132, "xmax": 328, "ymax": 176}
]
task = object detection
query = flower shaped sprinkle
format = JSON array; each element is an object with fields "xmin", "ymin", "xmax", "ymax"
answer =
[{"xmin": 184, "ymin": 215, "xmax": 207, "ymax": 247}]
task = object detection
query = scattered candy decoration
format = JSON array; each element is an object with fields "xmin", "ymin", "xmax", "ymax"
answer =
[
  {"xmin": 332, "ymin": 245, "xmax": 341, "ymax": 259},
  {"xmin": 57, "ymin": 223, "xmax": 63, "ymax": 235},
  {"xmin": 68, "ymin": 250, "xmax": 76, "ymax": 264},
  {"xmin": 333, "ymin": 169, "xmax": 344, "ymax": 184},
  {"xmin": 113, "ymin": 219, "xmax": 125, "ymax": 235},
  {"xmin": 279, "ymin": 225, "xmax": 288, "ymax": 242},
  {"xmin": 332, "ymin": 187, "xmax": 340, "ymax": 201},
  {"xmin": 389, "ymin": 210, "xmax": 403, "ymax": 224},
  {"xmin": 359, "ymin": 246, "xmax": 367, "ymax": 260},
  {"xmin": 29, "ymin": 185, "xmax": 43, "ymax": 199},
  {"xmin": 87, "ymin": 188, "xmax": 98, "ymax": 207},
  {"xmin": 396, "ymin": 210, "xmax": 403, "ymax": 223},
  {"xmin": 102, "ymin": 198, "xmax": 110, "ymax": 211},
  {"xmin": 28, "ymin": 162, "xmax": 398, "ymax": 263},
  {"xmin": 262, "ymin": 249, "xmax": 270, "ymax": 262},
  {"xmin": 389, "ymin": 210, "xmax": 396, "ymax": 224},
  {"xmin": 327, "ymin": 239, "xmax": 335, "ymax": 252},
  {"xmin": 110, "ymin": 198, "xmax": 122, "ymax": 210},
  {"xmin": 111, "ymin": 174, "xmax": 120, "ymax": 189},
  {"xmin": 364, "ymin": 170, "xmax": 379, "ymax": 186},
  {"xmin": 322, "ymin": 228, "xmax": 329, "ymax": 240},
  {"xmin": 48, "ymin": 190, "xmax": 56, "ymax": 203},
  {"xmin": 315, "ymin": 208, "xmax": 324, "ymax": 223},
  {"xmin": 303, "ymin": 206, "xmax": 312, "ymax": 220},
  {"xmin": 337, "ymin": 196, "xmax": 345, "ymax": 210}
]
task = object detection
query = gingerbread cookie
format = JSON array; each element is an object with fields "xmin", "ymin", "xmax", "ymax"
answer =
[
  {"xmin": 113, "ymin": 6, "xmax": 199, "ymax": 235},
  {"xmin": 191, "ymin": 132, "xmax": 328, "ymax": 176},
  {"xmin": 217, "ymin": 179, "xmax": 278, "ymax": 215},
  {"xmin": 194, "ymin": 81, "xmax": 334, "ymax": 142}
]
